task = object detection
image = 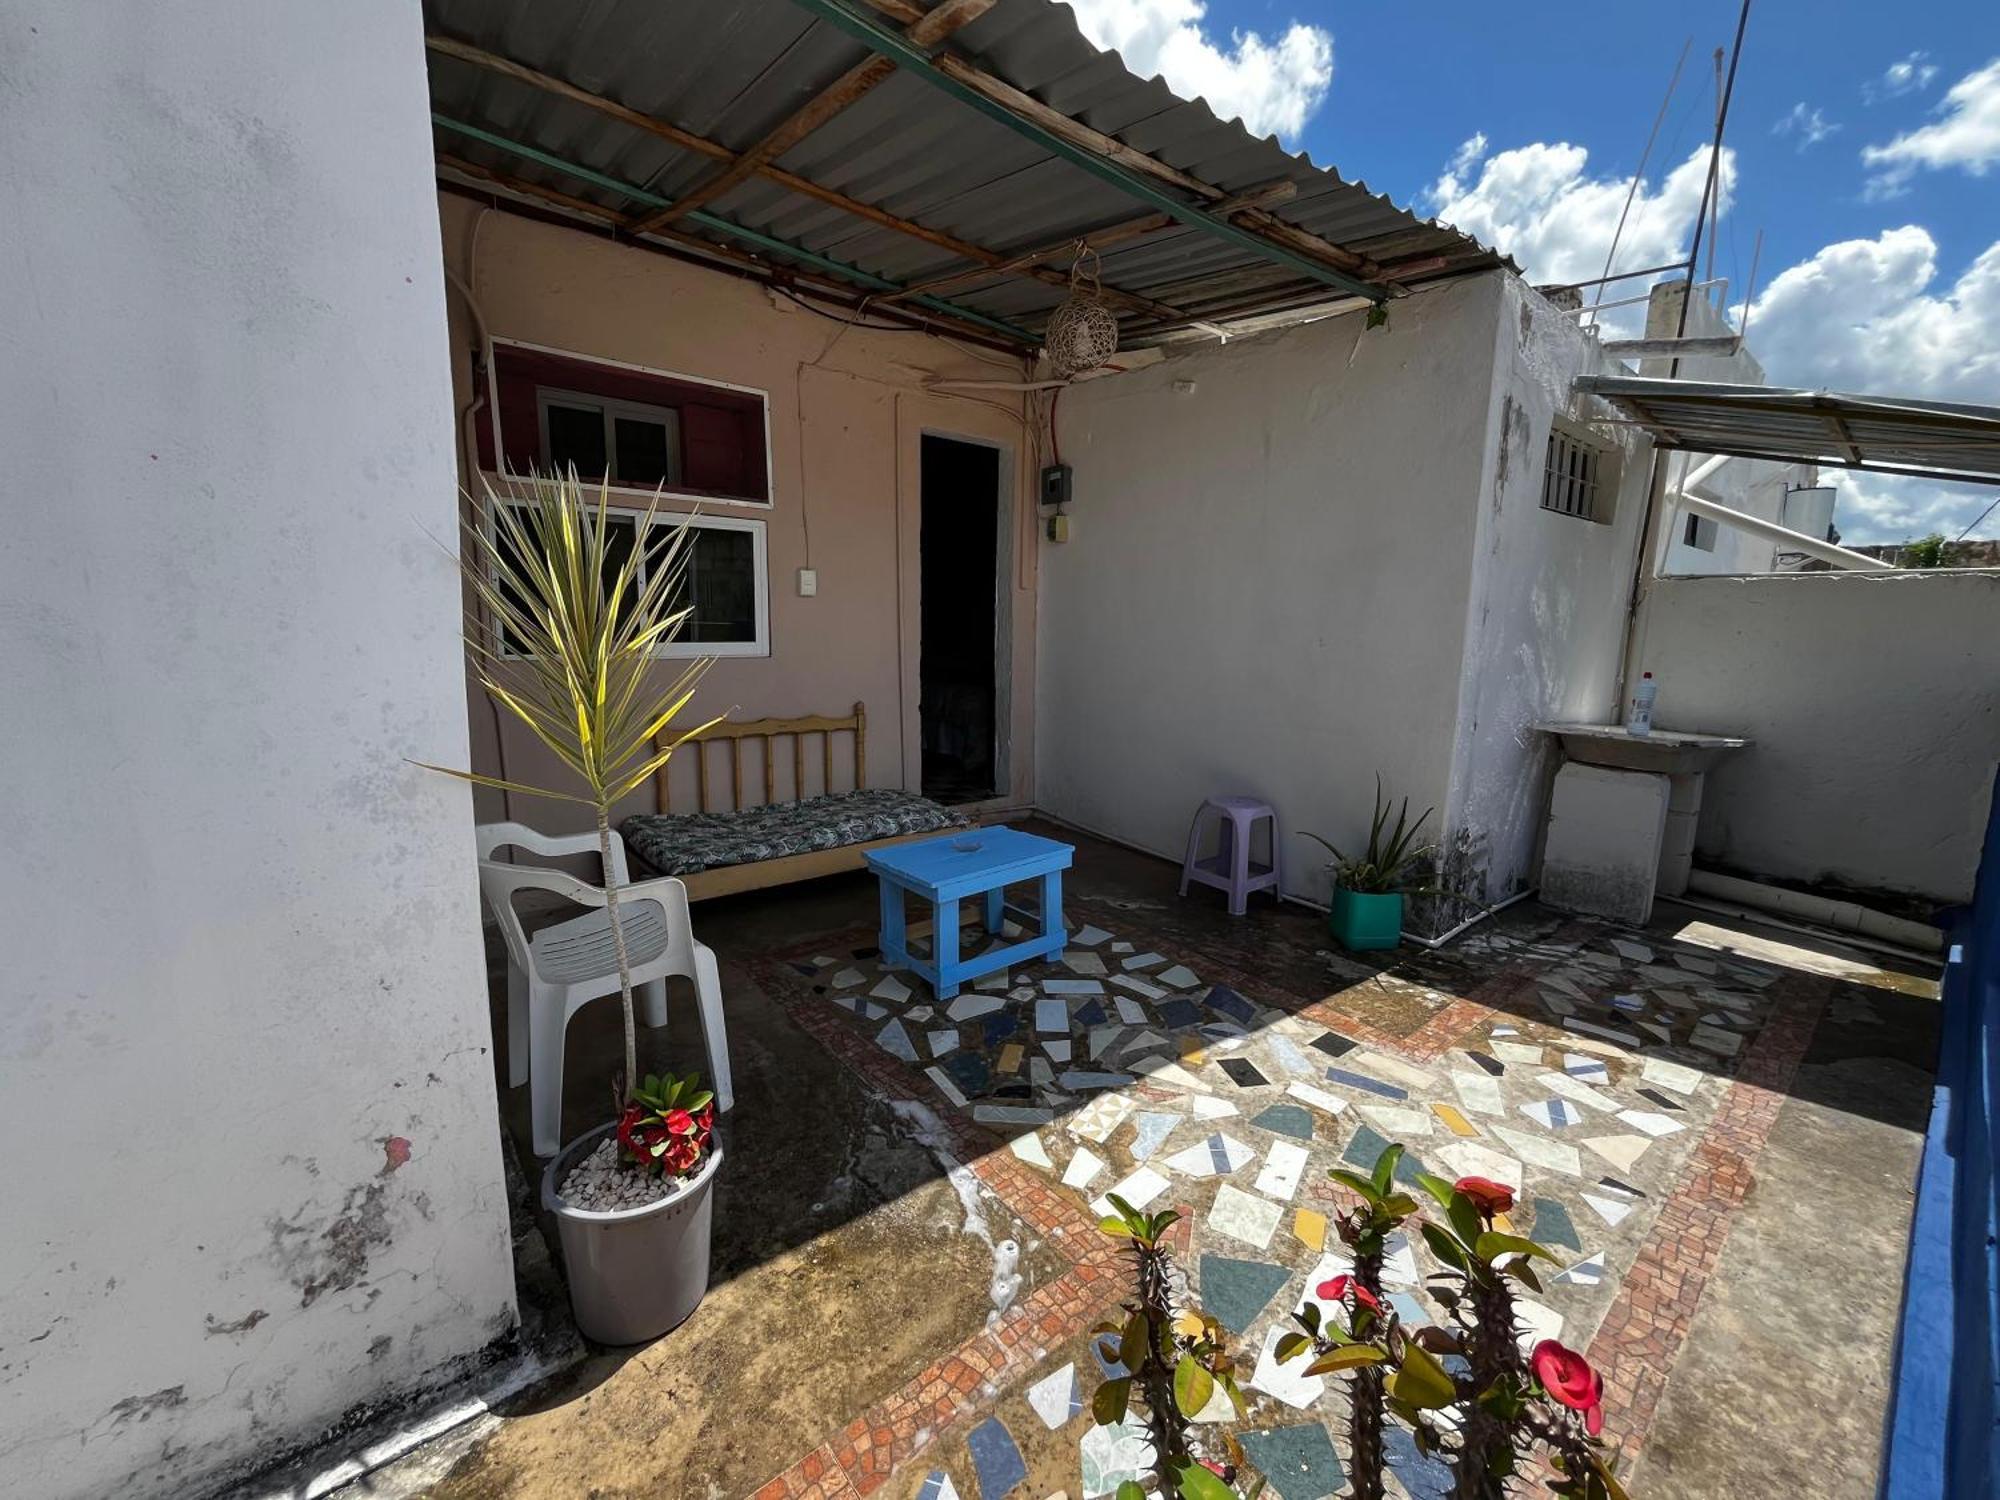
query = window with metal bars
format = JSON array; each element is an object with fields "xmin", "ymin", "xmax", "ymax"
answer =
[{"xmin": 1541, "ymin": 426, "xmax": 1608, "ymax": 521}]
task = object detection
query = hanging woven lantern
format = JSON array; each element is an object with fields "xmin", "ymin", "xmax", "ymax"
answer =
[{"xmin": 1044, "ymin": 243, "xmax": 1119, "ymax": 378}]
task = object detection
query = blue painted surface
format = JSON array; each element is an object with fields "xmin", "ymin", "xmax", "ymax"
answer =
[
  {"xmin": 1882, "ymin": 767, "xmax": 2000, "ymax": 1500},
  {"xmin": 866, "ymin": 826, "xmax": 1072, "ymax": 1000}
]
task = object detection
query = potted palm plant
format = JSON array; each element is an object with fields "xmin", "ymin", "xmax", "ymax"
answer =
[
  {"xmin": 1299, "ymin": 778, "xmax": 1437, "ymax": 951},
  {"xmin": 424, "ymin": 468, "xmax": 723, "ymax": 1343}
]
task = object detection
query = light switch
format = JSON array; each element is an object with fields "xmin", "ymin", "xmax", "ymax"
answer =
[{"xmin": 797, "ymin": 567, "xmax": 818, "ymax": 597}]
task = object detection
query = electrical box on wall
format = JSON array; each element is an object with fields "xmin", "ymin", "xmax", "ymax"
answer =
[{"xmin": 1040, "ymin": 463, "xmax": 1072, "ymax": 509}]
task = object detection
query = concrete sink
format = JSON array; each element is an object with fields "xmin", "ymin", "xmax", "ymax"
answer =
[{"xmin": 1538, "ymin": 722, "xmax": 1750, "ymax": 775}]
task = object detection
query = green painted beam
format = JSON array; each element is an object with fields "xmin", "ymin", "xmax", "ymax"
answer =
[
  {"xmin": 785, "ymin": 0, "xmax": 1385, "ymax": 304},
  {"xmin": 431, "ymin": 114, "xmax": 1040, "ymax": 344}
]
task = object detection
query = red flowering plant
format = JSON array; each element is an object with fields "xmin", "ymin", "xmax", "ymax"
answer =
[
  {"xmin": 1089, "ymin": 1196, "xmax": 1265, "ymax": 1500},
  {"xmin": 1279, "ymin": 1146, "xmax": 1633, "ymax": 1500},
  {"xmin": 616, "ymin": 1071, "xmax": 714, "ymax": 1180},
  {"xmin": 1276, "ymin": 1142, "xmax": 1422, "ymax": 1500}
]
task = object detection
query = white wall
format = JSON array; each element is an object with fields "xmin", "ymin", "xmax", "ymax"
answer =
[
  {"xmin": 1441, "ymin": 278, "xmax": 1658, "ymax": 908},
  {"xmin": 1035, "ymin": 276, "xmax": 1502, "ymax": 900},
  {"xmin": 1636, "ymin": 570, "xmax": 2000, "ymax": 903},
  {"xmin": 1642, "ymin": 282, "xmax": 1817, "ymax": 577},
  {"xmin": 0, "ymin": 7, "xmax": 517, "ymax": 1499}
]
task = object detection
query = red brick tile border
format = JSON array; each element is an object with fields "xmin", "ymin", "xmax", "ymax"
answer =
[
  {"xmin": 744, "ymin": 941, "xmax": 1131, "ymax": 1497},
  {"xmin": 1584, "ymin": 974, "xmax": 1829, "ymax": 1475}
]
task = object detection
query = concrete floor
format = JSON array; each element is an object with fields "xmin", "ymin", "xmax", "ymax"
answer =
[{"xmin": 363, "ymin": 820, "xmax": 1938, "ymax": 1500}]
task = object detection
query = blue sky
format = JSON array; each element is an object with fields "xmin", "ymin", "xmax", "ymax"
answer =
[{"xmin": 1064, "ymin": 1, "xmax": 2000, "ymax": 542}]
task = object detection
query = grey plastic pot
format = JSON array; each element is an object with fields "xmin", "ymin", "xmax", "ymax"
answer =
[{"xmin": 542, "ymin": 1123, "xmax": 722, "ymax": 1346}]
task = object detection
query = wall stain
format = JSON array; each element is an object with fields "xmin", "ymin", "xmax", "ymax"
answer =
[
  {"xmin": 269, "ymin": 1176, "xmax": 397, "ymax": 1309},
  {"xmin": 104, "ymin": 1385, "xmax": 188, "ymax": 1429},
  {"xmin": 203, "ymin": 1309, "xmax": 268, "ymax": 1338}
]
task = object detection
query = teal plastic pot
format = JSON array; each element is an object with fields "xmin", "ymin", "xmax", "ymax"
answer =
[{"xmin": 1329, "ymin": 887, "xmax": 1404, "ymax": 951}]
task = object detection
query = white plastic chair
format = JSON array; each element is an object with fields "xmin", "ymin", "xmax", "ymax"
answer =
[{"xmin": 476, "ymin": 821, "xmax": 732, "ymax": 1157}]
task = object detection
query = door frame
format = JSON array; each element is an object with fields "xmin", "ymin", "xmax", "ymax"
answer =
[{"xmin": 894, "ymin": 393, "xmax": 1028, "ymax": 806}]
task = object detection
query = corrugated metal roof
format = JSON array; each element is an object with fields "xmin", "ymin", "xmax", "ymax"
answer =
[
  {"xmin": 423, "ymin": 0, "xmax": 1507, "ymax": 346},
  {"xmin": 1574, "ymin": 376, "xmax": 2000, "ymax": 486}
]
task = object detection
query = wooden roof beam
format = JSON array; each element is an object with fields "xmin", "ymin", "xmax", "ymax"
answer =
[
  {"xmin": 797, "ymin": 0, "xmax": 1389, "ymax": 300},
  {"xmin": 435, "ymin": 152, "xmax": 1030, "ymax": 353},
  {"xmin": 626, "ymin": 0, "xmax": 995, "ymax": 234},
  {"xmin": 882, "ymin": 180, "xmax": 1298, "ymax": 304},
  {"xmin": 427, "ymin": 30, "xmax": 1184, "ymax": 322}
]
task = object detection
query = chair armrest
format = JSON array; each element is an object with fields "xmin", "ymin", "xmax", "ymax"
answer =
[
  {"xmin": 478, "ymin": 820, "xmax": 629, "ymax": 884},
  {"xmin": 478, "ymin": 860, "xmax": 608, "ymax": 910}
]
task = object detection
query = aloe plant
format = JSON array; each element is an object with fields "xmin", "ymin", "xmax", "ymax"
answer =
[
  {"xmin": 423, "ymin": 469, "xmax": 719, "ymax": 1103},
  {"xmin": 1298, "ymin": 776, "xmax": 1438, "ymax": 895}
]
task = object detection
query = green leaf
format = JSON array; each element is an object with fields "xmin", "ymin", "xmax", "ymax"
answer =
[
  {"xmin": 1475, "ymin": 1231, "xmax": 1560, "ymax": 1265},
  {"xmin": 1420, "ymin": 1221, "xmax": 1472, "ymax": 1273},
  {"xmin": 1328, "ymin": 1168, "xmax": 1381, "ymax": 1203},
  {"xmin": 1091, "ymin": 1376, "xmax": 1132, "ymax": 1426},
  {"xmin": 1173, "ymin": 1355, "xmax": 1216, "ymax": 1418},
  {"xmin": 1381, "ymin": 1192, "xmax": 1419, "ymax": 1218},
  {"xmin": 1371, "ymin": 1142, "xmax": 1405, "ymax": 1196},
  {"xmin": 1387, "ymin": 1342, "xmax": 1457, "ymax": 1410},
  {"xmin": 1507, "ymin": 1260, "xmax": 1545, "ymax": 1294},
  {"xmin": 1414, "ymin": 1172, "xmax": 1459, "ymax": 1212},
  {"xmin": 1274, "ymin": 1331, "xmax": 1314, "ymax": 1365},
  {"xmin": 1098, "ymin": 1216, "xmax": 1138, "ymax": 1240},
  {"xmin": 1447, "ymin": 1193, "xmax": 1485, "ymax": 1252},
  {"xmin": 1171, "ymin": 1460, "xmax": 1237, "ymax": 1500},
  {"xmin": 1115, "ymin": 1485, "xmax": 1147, "ymax": 1500},
  {"xmin": 1118, "ymin": 1311, "xmax": 1150, "ymax": 1372},
  {"xmin": 1304, "ymin": 1345, "xmax": 1388, "ymax": 1376}
]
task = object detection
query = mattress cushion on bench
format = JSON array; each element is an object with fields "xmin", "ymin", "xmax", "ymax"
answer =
[{"xmin": 620, "ymin": 788, "xmax": 969, "ymax": 877}]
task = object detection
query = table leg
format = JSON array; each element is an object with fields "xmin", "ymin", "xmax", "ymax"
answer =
[
  {"xmin": 933, "ymin": 895, "xmax": 962, "ymax": 1000},
  {"xmin": 983, "ymin": 884, "xmax": 1006, "ymax": 937},
  {"xmin": 879, "ymin": 878, "xmax": 908, "ymax": 968},
  {"xmin": 1040, "ymin": 869, "xmax": 1067, "ymax": 958}
]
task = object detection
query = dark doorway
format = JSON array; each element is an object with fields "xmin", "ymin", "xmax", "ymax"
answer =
[{"xmin": 919, "ymin": 434, "xmax": 1000, "ymax": 804}]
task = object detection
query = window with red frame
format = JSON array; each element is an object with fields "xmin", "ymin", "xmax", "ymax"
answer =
[{"xmin": 478, "ymin": 343, "xmax": 770, "ymax": 506}]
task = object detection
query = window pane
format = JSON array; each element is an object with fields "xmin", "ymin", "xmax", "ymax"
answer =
[
  {"xmin": 613, "ymin": 416, "xmax": 675, "ymax": 487},
  {"xmin": 646, "ymin": 523, "xmax": 756, "ymax": 644},
  {"xmin": 492, "ymin": 508, "xmax": 637, "ymax": 653},
  {"xmin": 545, "ymin": 401, "xmax": 607, "ymax": 479}
]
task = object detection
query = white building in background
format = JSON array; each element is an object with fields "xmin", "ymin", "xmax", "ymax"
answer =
[{"xmin": 1634, "ymin": 280, "xmax": 1832, "ymax": 577}]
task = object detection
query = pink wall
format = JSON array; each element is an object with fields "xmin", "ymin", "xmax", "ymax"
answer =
[{"xmin": 437, "ymin": 192, "xmax": 1039, "ymax": 831}]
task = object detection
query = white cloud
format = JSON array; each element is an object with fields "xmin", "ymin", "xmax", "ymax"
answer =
[
  {"xmin": 1742, "ymin": 229, "xmax": 2000, "ymax": 542},
  {"xmin": 1827, "ymin": 471, "xmax": 1996, "ymax": 545},
  {"xmin": 1862, "ymin": 57, "xmax": 2000, "ymax": 197},
  {"xmin": 1742, "ymin": 227, "xmax": 2000, "ymax": 400},
  {"xmin": 1426, "ymin": 136, "xmax": 1731, "ymax": 331},
  {"xmin": 1773, "ymin": 102, "xmax": 1839, "ymax": 150},
  {"xmin": 1063, "ymin": 0, "xmax": 1333, "ymax": 139},
  {"xmin": 1862, "ymin": 50, "xmax": 1939, "ymax": 104}
]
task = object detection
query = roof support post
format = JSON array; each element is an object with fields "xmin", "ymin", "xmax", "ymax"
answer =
[{"xmin": 785, "ymin": 0, "xmax": 1389, "ymax": 303}]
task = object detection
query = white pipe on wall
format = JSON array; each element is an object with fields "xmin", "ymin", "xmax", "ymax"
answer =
[
  {"xmin": 1685, "ymin": 867, "xmax": 1943, "ymax": 953},
  {"xmin": 1674, "ymin": 491, "xmax": 1893, "ymax": 571}
]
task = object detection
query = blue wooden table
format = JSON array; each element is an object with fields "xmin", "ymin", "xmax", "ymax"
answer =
[{"xmin": 864, "ymin": 826, "xmax": 1074, "ymax": 1000}]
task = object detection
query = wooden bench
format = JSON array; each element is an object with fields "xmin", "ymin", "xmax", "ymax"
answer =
[{"xmin": 634, "ymin": 702, "xmax": 966, "ymax": 901}]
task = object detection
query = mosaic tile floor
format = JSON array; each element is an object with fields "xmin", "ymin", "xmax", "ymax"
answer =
[{"xmin": 748, "ymin": 894, "xmax": 1817, "ymax": 1499}]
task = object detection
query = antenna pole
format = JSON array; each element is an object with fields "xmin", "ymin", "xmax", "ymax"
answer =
[
  {"xmin": 1673, "ymin": 0, "xmax": 1752, "ymax": 376},
  {"xmin": 1588, "ymin": 36, "xmax": 1692, "ymax": 329}
]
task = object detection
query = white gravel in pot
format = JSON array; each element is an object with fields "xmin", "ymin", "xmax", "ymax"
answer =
[{"xmin": 558, "ymin": 1138, "xmax": 695, "ymax": 1212}]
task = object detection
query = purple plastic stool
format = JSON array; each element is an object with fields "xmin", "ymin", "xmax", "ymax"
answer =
[{"xmin": 1178, "ymin": 796, "xmax": 1281, "ymax": 916}]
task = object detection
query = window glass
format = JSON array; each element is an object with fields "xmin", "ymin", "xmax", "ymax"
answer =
[
  {"xmin": 646, "ymin": 522, "xmax": 757, "ymax": 643},
  {"xmin": 544, "ymin": 400, "xmax": 607, "ymax": 480},
  {"xmin": 613, "ymin": 415, "xmax": 675, "ymax": 487}
]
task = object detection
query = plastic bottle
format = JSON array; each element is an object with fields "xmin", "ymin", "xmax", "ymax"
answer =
[{"xmin": 1627, "ymin": 671, "xmax": 1657, "ymax": 737}]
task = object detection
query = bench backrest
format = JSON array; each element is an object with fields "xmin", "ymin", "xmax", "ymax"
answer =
[{"xmin": 653, "ymin": 701, "xmax": 866, "ymax": 813}]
